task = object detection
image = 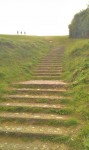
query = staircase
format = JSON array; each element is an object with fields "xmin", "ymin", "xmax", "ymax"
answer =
[{"xmin": 0, "ymin": 47, "xmax": 77, "ymax": 150}]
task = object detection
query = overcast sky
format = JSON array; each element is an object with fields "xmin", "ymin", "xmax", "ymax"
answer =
[{"xmin": 0, "ymin": 0, "xmax": 88, "ymax": 35}]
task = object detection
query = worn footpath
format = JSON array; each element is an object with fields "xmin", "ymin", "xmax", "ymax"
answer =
[{"xmin": 0, "ymin": 47, "xmax": 77, "ymax": 150}]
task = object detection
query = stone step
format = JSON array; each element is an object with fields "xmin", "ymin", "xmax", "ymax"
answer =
[
  {"xmin": 0, "ymin": 112, "xmax": 68, "ymax": 121},
  {"xmin": 31, "ymin": 76, "xmax": 61, "ymax": 80},
  {"xmin": 39, "ymin": 57, "xmax": 62, "ymax": 60},
  {"xmin": 35, "ymin": 67, "xmax": 62, "ymax": 71},
  {"xmin": 0, "ymin": 124, "xmax": 71, "ymax": 137},
  {"xmin": 0, "ymin": 112, "xmax": 76, "ymax": 128},
  {"xmin": 0, "ymin": 137, "xmax": 69, "ymax": 150},
  {"xmin": 37, "ymin": 63, "xmax": 62, "ymax": 66},
  {"xmin": 0, "ymin": 130, "xmax": 70, "ymax": 144},
  {"xmin": 41, "ymin": 56, "xmax": 63, "ymax": 59},
  {"xmin": 0, "ymin": 103, "xmax": 72, "ymax": 115},
  {"xmin": 36, "ymin": 65, "xmax": 62, "ymax": 67},
  {"xmin": 38, "ymin": 59, "xmax": 62, "ymax": 61},
  {"xmin": 33, "ymin": 70, "xmax": 63, "ymax": 73},
  {"xmin": 35, "ymin": 67, "xmax": 63, "ymax": 71},
  {"xmin": 14, "ymin": 80, "xmax": 67, "ymax": 89},
  {"xmin": 2, "ymin": 97, "xmax": 69, "ymax": 104},
  {"xmin": 40, "ymin": 57, "xmax": 63, "ymax": 59},
  {"xmin": 39, "ymin": 61, "xmax": 62, "ymax": 63},
  {"xmin": 41, "ymin": 57, "xmax": 63, "ymax": 60},
  {"xmin": 42, "ymin": 54, "xmax": 64, "ymax": 57},
  {"xmin": 4, "ymin": 94, "xmax": 66, "ymax": 100},
  {"xmin": 11, "ymin": 88, "xmax": 66, "ymax": 96},
  {"xmin": 33, "ymin": 73, "xmax": 62, "ymax": 76},
  {"xmin": 0, "ymin": 102, "xmax": 64, "ymax": 109},
  {"xmin": 40, "ymin": 60, "xmax": 63, "ymax": 63}
]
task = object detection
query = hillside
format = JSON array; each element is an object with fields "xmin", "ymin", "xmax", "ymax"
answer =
[
  {"xmin": 0, "ymin": 35, "xmax": 89, "ymax": 150},
  {"xmin": 0, "ymin": 35, "xmax": 50, "ymax": 94},
  {"xmin": 63, "ymin": 38, "xmax": 89, "ymax": 149}
]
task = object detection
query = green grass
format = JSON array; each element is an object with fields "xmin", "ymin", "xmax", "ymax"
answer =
[
  {"xmin": 62, "ymin": 38, "xmax": 89, "ymax": 150},
  {"xmin": 0, "ymin": 106, "xmax": 73, "ymax": 115},
  {"xmin": 0, "ymin": 117, "xmax": 79, "ymax": 127},
  {"xmin": 0, "ymin": 97, "xmax": 70, "ymax": 105},
  {"xmin": 0, "ymin": 131, "xmax": 71, "ymax": 144},
  {"xmin": 0, "ymin": 35, "xmax": 89, "ymax": 149},
  {"xmin": 46, "ymin": 36, "xmax": 89, "ymax": 149},
  {"xmin": 0, "ymin": 139, "xmax": 69, "ymax": 150},
  {"xmin": 0, "ymin": 35, "xmax": 50, "ymax": 95}
]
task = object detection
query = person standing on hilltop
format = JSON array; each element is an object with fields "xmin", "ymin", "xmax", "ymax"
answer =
[{"xmin": 17, "ymin": 31, "xmax": 19, "ymax": 35}]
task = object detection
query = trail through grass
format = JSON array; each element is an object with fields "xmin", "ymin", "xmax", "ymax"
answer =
[{"xmin": 0, "ymin": 35, "xmax": 89, "ymax": 149}]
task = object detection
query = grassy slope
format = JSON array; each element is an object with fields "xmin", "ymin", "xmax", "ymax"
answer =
[
  {"xmin": 0, "ymin": 35, "xmax": 89, "ymax": 149},
  {"xmin": 45, "ymin": 36, "xmax": 89, "ymax": 149},
  {"xmin": 0, "ymin": 35, "xmax": 50, "ymax": 94},
  {"xmin": 63, "ymin": 38, "xmax": 89, "ymax": 150}
]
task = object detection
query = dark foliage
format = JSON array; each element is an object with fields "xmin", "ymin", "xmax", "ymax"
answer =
[{"xmin": 69, "ymin": 6, "xmax": 89, "ymax": 38}]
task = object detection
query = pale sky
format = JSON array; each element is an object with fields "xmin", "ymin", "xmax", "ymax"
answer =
[{"xmin": 0, "ymin": 0, "xmax": 88, "ymax": 35}]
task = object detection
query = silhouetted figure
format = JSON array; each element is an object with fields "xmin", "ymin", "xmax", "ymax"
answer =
[
  {"xmin": 17, "ymin": 31, "xmax": 19, "ymax": 35},
  {"xmin": 21, "ymin": 31, "xmax": 22, "ymax": 35},
  {"xmin": 24, "ymin": 32, "xmax": 26, "ymax": 35}
]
